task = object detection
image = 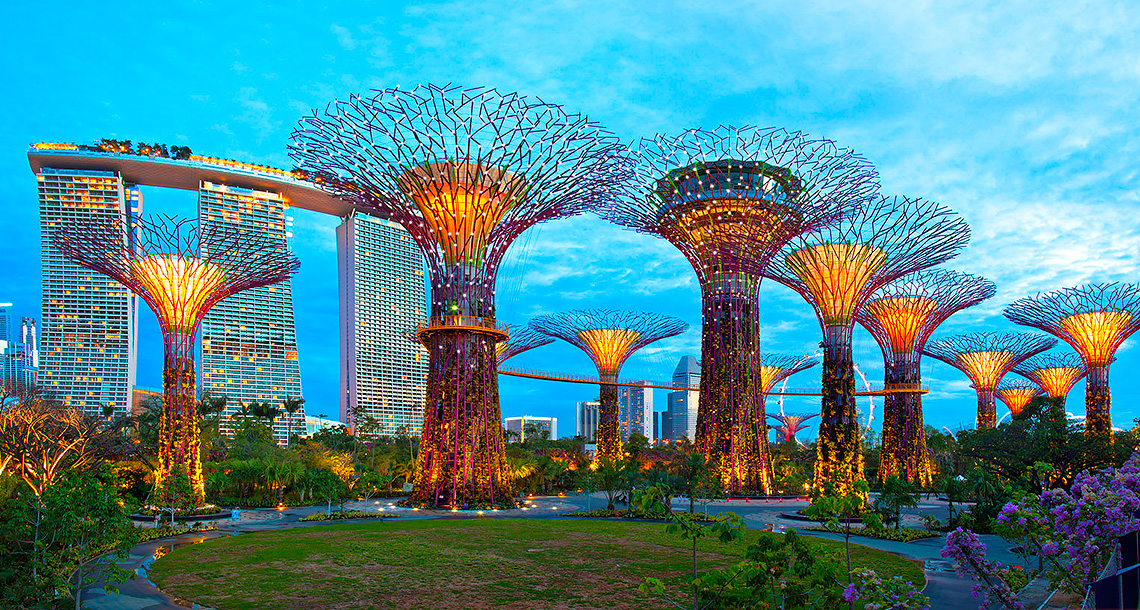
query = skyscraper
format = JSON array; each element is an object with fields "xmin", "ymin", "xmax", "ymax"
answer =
[
  {"xmin": 503, "ymin": 415, "xmax": 557, "ymax": 442},
  {"xmin": 617, "ymin": 381, "xmax": 652, "ymax": 440},
  {"xmin": 3, "ymin": 316, "xmax": 39, "ymax": 390},
  {"xmin": 337, "ymin": 211, "xmax": 427, "ymax": 436},
  {"xmin": 576, "ymin": 400, "xmax": 600, "ymax": 441},
  {"xmin": 666, "ymin": 356, "xmax": 700, "ymax": 442},
  {"xmin": 198, "ymin": 181, "xmax": 303, "ymax": 444},
  {"xmin": 36, "ymin": 169, "xmax": 138, "ymax": 415}
]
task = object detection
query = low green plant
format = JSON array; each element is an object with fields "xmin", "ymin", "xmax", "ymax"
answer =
[{"xmin": 298, "ymin": 510, "xmax": 399, "ymax": 522}]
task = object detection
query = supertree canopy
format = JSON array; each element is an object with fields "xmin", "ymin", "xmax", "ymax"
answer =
[
  {"xmin": 53, "ymin": 215, "xmax": 297, "ymax": 507},
  {"xmin": 601, "ymin": 126, "xmax": 876, "ymax": 494},
  {"xmin": 767, "ymin": 412, "xmax": 819, "ymax": 445},
  {"xmin": 995, "ymin": 380, "xmax": 1042, "ymax": 418},
  {"xmin": 1014, "ymin": 352, "xmax": 1087, "ymax": 406},
  {"xmin": 530, "ymin": 309, "xmax": 687, "ymax": 461},
  {"xmin": 291, "ymin": 84, "xmax": 624, "ymax": 508},
  {"xmin": 923, "ymin": 331, "xmax": 1056, "ymax": 430},
  {"xmin": 855, "ymin": 269, "xmax": 995, "ymax": 485},
  {"xmin": 765, "ymin": 196, "xmax": 970, "ymax": 494},
  {"xmin": 496, "ymin": 324, "xmax": 553, "ymax": 365},
  {"xmin": 1004, "ymin": 283, "xmax": 1140, "ymax": 436}
]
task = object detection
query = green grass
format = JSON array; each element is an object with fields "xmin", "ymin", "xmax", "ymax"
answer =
[{"xmin": 149, "ymin": 518, "xmax": 924, "ymax": 610}]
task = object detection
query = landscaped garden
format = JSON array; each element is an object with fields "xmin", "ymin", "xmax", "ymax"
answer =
[{"xmin": 148, "ymin": 518, "xmax": 924, "ymax": 610}]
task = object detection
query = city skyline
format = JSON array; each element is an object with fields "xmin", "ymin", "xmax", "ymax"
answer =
[{"xmin": 3, "ymin": 2, "xmax": 1139, "ymax": 440}]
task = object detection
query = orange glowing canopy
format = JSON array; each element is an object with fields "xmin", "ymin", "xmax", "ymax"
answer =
[
  {"xmin": 1032, "ymin": 366, "xmax": 1084, "ymax": 398},
  {"xmin": 957, "ymin": 350, "xmax": 1015, "ymax": 391},
  {"xmin": 1059, "ymin": 310, "xmax": 1132, "ymax": 366},
  {"xmin": 759, "ymin": 366, "xmax": 785, "ymax": 393},
  {"xmin": 662, "ymin": 201, "xmax": 794, "ymax": 261},
  {"xmin": 786, "ymin": 243, "xmax": 888, "ymax": 326},
  {"xmin": 130, "ymin": 255, "xmax": 227, "ymax": 334},
  {"xmin": 576, "ymin": 328, "xmax": 642, "ymax": 376},
  {"xmin": 996, "ymin": 386, "xmax": 1040, "ymax": 416},
  {"xmin": 865, "ymin": 296, "xmax": 939, "ymax": 354},
  {"xmin": 401, "ymin": 162, "xmax": 521, "ymax": 267}
]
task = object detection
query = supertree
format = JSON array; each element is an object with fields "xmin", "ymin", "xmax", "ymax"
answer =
[
  {"xmin": 1014, "ymin": 352, "xmax": 1087, "ymax": 408},
  {"xmin": 53, "ymin": 215, "xmax": 297, "ymax": 507},
  {"xmin": 765, "ymin": 196, "xmax": 970, "ymax": 494},
  {"xmin": 600, "ymin": 126, "xmax": 876, "ymax": 494},
  {"xmin": 1004, "ymin": 283, "xmax": 1140, "ymax": 436},
  {"xmin": 496, "ymin": 325, "xmax": 553, "ymax": 365},
  {"xmin": 855, "ymin": 269, "xmax": 995, "ymax": 485},
  {"xmin": 291, "ymin": 85, "xmax": 624, "ymax": 508},
  {"xmin": 767, "ymin": 413, "xmax": 819, "ymax": 445},
  {"xmin": 529, "ymin": 310, "xmax": 687, "ymax": 461},
  {"xmin": 923, "ymin": 332, "xmax": 1056, "ymax": 430},
  {"xmin": 995, "ymin": 380, "xmax": 1042, "ymax": 419}
]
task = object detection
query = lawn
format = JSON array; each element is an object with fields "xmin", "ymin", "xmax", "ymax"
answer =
[{"xmin": 150, "ymin": 518, "xmax": 925, "ymax": 610}]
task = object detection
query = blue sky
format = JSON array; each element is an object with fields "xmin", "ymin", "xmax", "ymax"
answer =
[{"xmin": 2, "ymin": 1, "xmax": 1139, "ymax": 438}]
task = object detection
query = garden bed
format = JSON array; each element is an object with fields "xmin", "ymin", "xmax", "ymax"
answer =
[
  {"xmin": 806, "ymin": 525, "xmax": 940, "ymax": 542},
  {"xmin": 298, "ymin": 510, "xmax": 401, "ymax": 522},
  {"xmin": 563, "ymin": 509, "xmax": 730, "ymax": 522}
]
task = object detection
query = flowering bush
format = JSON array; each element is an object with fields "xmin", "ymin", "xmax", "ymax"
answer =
[
  {"xmin": 842, "ymin": 568, "xmax": 929, "ymax": 609},
  {"xmin": 940, "ymin": 528, "xmax": 1025, "ymax": 610}
]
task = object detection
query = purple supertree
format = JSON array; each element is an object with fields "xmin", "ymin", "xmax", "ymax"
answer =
[
  {"xmin": 765, "ymin": 196, "xmax": 970, "ymax": 495},
  {"xmin": 923, "ymin": 332, "xmax": 1056, "ymax": 430},
  {"xmin": 1004, "ymin": 283, "xmax": 1140, "ymax": 436},
  {"xmin": 767, "ymin": 413, "xmax": 819, "ymax": 445},
  {"xmin": 496, "ymin": 324, "xmax": 553, "ymax": 365},
  {"xmin": 855, "ymin": 268, "xmax": 995, "ymax": 485},
  {"xmin": 290, "ymin": 84, "xmax": 625, "ymax": 508},
  {"xmin": 600, "ymin": 126, "xmax": 876, "ymax": 494},
  {"xmin": 1013, "ymin": 352, "xmax": 1087, "ymax": 408},
  {"xmin": 529, "ymin": 309, "xmax": 687, "ymax": 462}
]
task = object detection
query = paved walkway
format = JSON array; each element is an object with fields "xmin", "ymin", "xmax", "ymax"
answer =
[{"xmin": 81, "ymin": 493, "xmax": 1001, "ymax": 609}]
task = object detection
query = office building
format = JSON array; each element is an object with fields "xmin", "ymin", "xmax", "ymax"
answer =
[
  {"xmin": 660, "ymin": 409, "xmax": 673, "ymax": 442},
  {"xmin": 666, "ymin": 356, "xmax": 700, "ymax": 442},
  {"xmin": 337, "ymin": 211, "xmax": 427, "ymax": 437},
  {"xmin": 504, "ymin": 415, "xmax": 557, "ymax": 442},
  {"xmin": 36, "ymin": 169, "xmax": 139, "ymax": 416},
  {"xmin": 617, "ymin": 381, "xmax": 652, "ymax": 440},
  {"xmin": 198, "ymin": 181, "xmax": 303, "ymax": 444},
  {"xmin": 1, "ymin": 306, "xmax": 38, "ymax": 391},
  {"xmin": 576, "ymin": 400, "xmax": 600, "ymax": 441}
]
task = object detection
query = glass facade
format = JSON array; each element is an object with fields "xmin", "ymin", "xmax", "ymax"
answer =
[
  {"xmin": 337, "ymin": 211, "xmax": 427, "ymax": 436},
  {"xmin": 667, "ymin": 355, "xmax": 700, "ymax": 441},
  {"xmin": 36, "ymin": 169, "xmax": 138, "ymax": 415},
  {"xmin": 616, "ymin": 381, "xmax": 652, "ymax": 440}
]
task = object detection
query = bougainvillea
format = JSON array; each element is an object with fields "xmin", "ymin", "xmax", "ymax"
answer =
[
  {"xmin": 940, "ymin": 528, "xmax": 1025, "ymax": 610},
  {"xmin": 842, "ymin": 568, "xmax": 930, "ymax": 610}
]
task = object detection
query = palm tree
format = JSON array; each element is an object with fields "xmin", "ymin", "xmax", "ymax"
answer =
[
  {"xmin": 391, "ymin": 460, "xmax": 417, "ymax": 492},
  {"xmin": 282, "ymin": 396, "xmax": 305, "ymax": 444},
  {"xmin": 198, "ymin": 392, "xmax": 228, "ymax": 420}
]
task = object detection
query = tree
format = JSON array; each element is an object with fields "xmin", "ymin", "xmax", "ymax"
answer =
[
  {"xmin": 306, "ymin": 468, "xmax": 344, "ymax": 515},
  {"xmin": 282, "ymin": 396, "xmax": 305, "ymax": 443},
  {"xmin": 592, "ymin": 459, "xmax": 624, "ymax": 511},
  {"xmin": 624, "ymin": 432, "xmax": 650, "ymax": 459},
  {"xmin": 805, "ymin": 480, "xmax": 878, "ymax": 608},
  {"xmin": 0, "ymin": 399, "xmax": 103, "ymax": 495},
  {"xmin": 873, "ymin": 475, "xmax": 921, "ymax": 532}
]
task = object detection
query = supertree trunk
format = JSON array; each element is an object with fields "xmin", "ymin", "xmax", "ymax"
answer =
[
  {"xmin": 814, "ymin": 324, "xmax": 864, "ymax": 495},
  {"xmin": 1085, "ymin": 365, "xmax": 1111, "ymax": 436},
  {"xmin": 877, "ymin": 360, "xmax": 930, "ymax": 486},
  {"xmin": 976, "ymin": 390, "xmax": 997, "ymax": 429},
  {"xmin": 695, "ymin": 285, "xmax": 771, "ymax": 494},
  {"xmin": 413, "ymin": 328, "xmax": 511, "ymax": 508},
  {"xmin": 157, "ymin": 331, "xmax": 205, "ymax": 507},
  {"xmin": 596, "ymin": 378, "xmax": 622, "ymax": 461}
]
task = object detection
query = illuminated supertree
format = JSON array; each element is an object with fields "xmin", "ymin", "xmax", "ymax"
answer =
[
  {"xmin": 767, "ymin": 413, "xmax": 819, "ymax": 445},
  {"xmin": 995, "ymin": 380, "xmax": 1042, "ymax": 419},
  {"xmin": 855, "ymin": 269, "xmax": 995, "ymax": 485},
  {"xmin": 765, "ymin": 196, "xmax": 970, "ymax": 494},
  {"xmin": 291, "ymin": 85, "xmax": 623, "ymax": 508},
  {"xmin": 1014, "ymin": 352, "xmax": 1087, "ymax": 408},
  {"xmin": 53, "ymin": 215, "xmax": 297, "ymax": 507},
  {"xmin": 1004, "ymin": 283, "xmax": 1140, "ymax": 436},
  {"xmin": 923, "ymin": 332, "xmax": 1056, "ymax": 430},
  {"xmin": 496, "ymin": 325, "xmax": 553, "ymax": 365},
  {"xmin": 529, "ymin": 310, "xmax": 687, "ymax": 461},
  {"xmin": 601, "ymin": 126, "xmax": 876, "ymax": 494}
]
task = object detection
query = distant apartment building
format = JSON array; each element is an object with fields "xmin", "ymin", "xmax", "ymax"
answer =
[
  {"xmin": 576, "ymin": 400, "xmax": 600, "ymax": 441},
  {"xmin": 198, "ymin": 181, "xmax": 303, "ymax": 444},
  {"xmin": 666, "ymin": 356, "xmax": 700, "ymax": 442},
  {"xmin": 0, "ymin": 305, "xmax": 38, "ymax": 391},
  {"xmin": 36, "ymin": 169, "xmax": 139, "ymax": 416},
  {"xmin": 660, "ymin": 409, "xmax": 673, "ymax": 442},
  {"xmin": 617, "ymin": 381, "xmax": 652, "ymax": 440},
  {"xmin": 337, "ymin": 211, "xmax": 427, "ymax": 437},
  {"xmin": 504, "ymin": 415, "xmax": 557, "ymax": 442}
]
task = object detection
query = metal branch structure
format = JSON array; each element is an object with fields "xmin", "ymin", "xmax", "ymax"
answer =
[
  {"xmin": 529, "ymin": 310, "xmax": 687, "ymax": 461},
  {"xmin": 600, "ymin": 126, "xmax": 876, "ymax": 494},
  {"xmin": 855, "ymin": 269, "xmax": 995, "ymax": 485},
  {"xmin": 290, "ymin": 84, "xmax": 624, "ymax": 508},
  {"xmin": 1004, "ymin": 283, "xmax": 1140, "ymax": 436},
  {"xmin": 53, "ymin": 215, "xmax": 297, "ymax": 506},
  {"xmin": 1014, "ymin": 352, "xmax": 1087, "ymax": 408},
  {"xmin": 766, "ymin": 195, "xmax": 970, "ymax": 494},
  {"xmin": 767, "ymin": 412, "xmax": 819, "ymax": 444},
  {"xmin": 995, "ymin": 380, "xmax": 1042, "ymax": 418},
  {"xmin": 496, "ymin": 325, "xmax": 553, "ymax": 365},
  {"xmin": 923, "ymin": 332, "xmax": 1056, "ymax": 430}
]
